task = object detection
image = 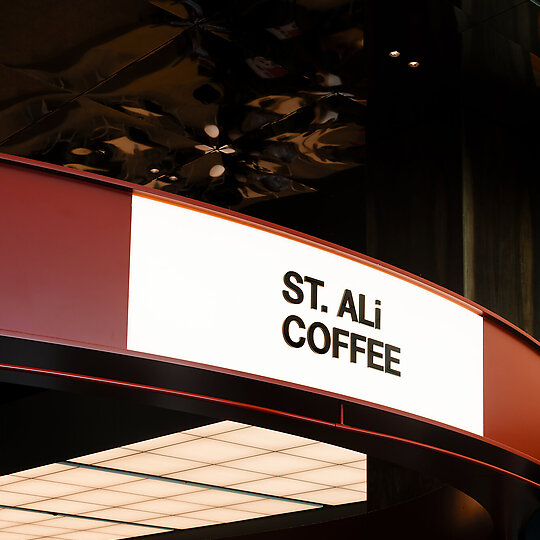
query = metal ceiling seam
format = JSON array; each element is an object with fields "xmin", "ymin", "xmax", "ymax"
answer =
[
  {"xmin": 0, "ymin": 504, "xmax": 173, "ymax": 532},
  {"xmin": 0, "ymin": 30, "xmax": 186, "ymax": 147},
  {"xmin": 59, "ymin": 462, "xmax": 324, "ymax": 508}
]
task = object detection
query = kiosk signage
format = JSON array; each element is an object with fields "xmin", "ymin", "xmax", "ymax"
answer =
[{"xmin": 127, "ymin": 194, "xmax": 484, "ymax": 435}]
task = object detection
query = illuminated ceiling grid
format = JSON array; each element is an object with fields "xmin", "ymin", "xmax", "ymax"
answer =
[{"xmin": 0, "ymin": 421, "xmax": 366, "ymax": 539}]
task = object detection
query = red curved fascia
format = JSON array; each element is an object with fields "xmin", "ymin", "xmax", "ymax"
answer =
[
  {"xmin": 0, "ymin": 360, "xmax": 539, "ymax": 492},
  {"xmin": 1, "ymin": 151, "xmax": 539, "ymax": 344},
  {"xmin": 1, "ymin": 151, "xmax": 539, "ymax": 350},
  {"xmin": 1, "ymin": 153, "xmax": 540, "ymax": 467}
]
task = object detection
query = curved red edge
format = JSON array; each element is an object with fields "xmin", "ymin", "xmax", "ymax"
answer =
[
  {"xmin": 0, "ymin": 151, "xmax": 538, "ymax": 352},
  {"xmin": 2, "ymin": 152, "xmax": 540, "ymax": 470},
  {"xmin": 0, "ymin": 361, "xmax": 539, "ymax": 493}
]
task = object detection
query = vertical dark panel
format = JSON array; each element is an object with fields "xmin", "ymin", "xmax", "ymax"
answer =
[
  {"xmin": 463, "ymin": 117, "xmax": 536, "ymax": 334},
  {"xmin": 460, "ymin": 1, "xmax": 540, "ymax": 337},
  {"xmin": 364, "ymin": 0, "xmax": 463, "ymax": 293}
]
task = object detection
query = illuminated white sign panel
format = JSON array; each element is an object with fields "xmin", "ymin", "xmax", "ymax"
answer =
[{"xmin": 127, "ymin": 195, "xmax": 484, "ymax": 435}]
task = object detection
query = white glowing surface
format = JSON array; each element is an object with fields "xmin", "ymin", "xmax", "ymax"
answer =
[
  {"xmin": 0, "ymin": 422, "xmax": 367, "ymax": 539},
  {"xmin": 127, "ymin": 195, "xmax": 484, "ymax": 434}
]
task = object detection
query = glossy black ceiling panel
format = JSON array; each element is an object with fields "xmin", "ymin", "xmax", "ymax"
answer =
[
  {"xmin": 460, "ymin": 21, "xmax": 539, "ymax": 129},
  {"xmin": 0, "ymin": 64, "xmax": 75, "ymax": 142},
  {"xmin": 0, "ymin": 0, "xmax": 367, "ymax": 209},
  {"xmin": 485, "ymin": 1, "xmax": 540, "ymax": 57},
  {"xmin": 1, "ymin": 0, "xmax": 539, "ymax": 338},
  {"xmin": 446, "ymin": 0, "xmax": 532, "ymax": 22}
]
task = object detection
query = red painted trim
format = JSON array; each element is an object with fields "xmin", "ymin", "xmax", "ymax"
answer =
[
  {"xmin": 133, "ymin": 192, "xmax": 480, "ymax": 314},
  {"xmin": 3, "ymin": 153, "xmax": 540, "ymax": 466},
  {"xmin": 0, "ymin": 320, "xmax": 540, "ymax": 465},
  {"xmin": 2, "ymin": 152, "xmax": 538, "ymax": 352},
  {"xmin": 0, "ymin": 325, "xmax": 487, "ymax": 442},
  {"xmin": 0, "ymin": 361, "xmax": 539, "ymax": 491},
  {"xmin": 4, "ymin": 324, "xmax": 540, "ymax": 469},
  {"xmin": 484, "ymin": 319, "xmax": 540, "ymax": 463}
]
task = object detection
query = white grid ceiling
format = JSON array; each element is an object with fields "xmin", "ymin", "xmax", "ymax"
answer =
[{"xmin": 0, "ymin": 421, "xmax": 366, "ymax": 539}]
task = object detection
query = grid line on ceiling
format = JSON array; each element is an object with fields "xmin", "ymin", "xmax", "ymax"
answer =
[
  {"xmin": 0, "ymin": 503, "xmax": 173, "ymax": 531},
  {"xmin": 60, "ymin": 461, "xmax": 324, "ymax": 507},
  {"xmin": 0, "ymin": 421, "xmax": 366, "ymax": 539}
]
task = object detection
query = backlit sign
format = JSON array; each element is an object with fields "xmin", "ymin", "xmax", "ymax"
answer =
[{"xmin": 127, "ymin": 195, "xmax": 484, "ymax": 435}]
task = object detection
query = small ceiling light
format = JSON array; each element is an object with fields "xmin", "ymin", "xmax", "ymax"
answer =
[
  {"xmin": 408, "ymin": 61, "xmax": 420, "ymax": 68},
  {"xmin": 150, "ymin": 168, "xmax": 160, "ymax": 174},
  {"xmin": 168, "ymin": 176, "xmax": 178, "ymax": 181},
  {"xmin": 209, "ymin": 164, "xmax": 225, "ymax": 178},
  {"xmin": 71, "ymin": 147, "xmax": 92, "ymax": 155},
  {"xmin": 389, "ymin": 51, "xmax": 400, "ymax": 58},
  {"xmin": 204, "ymin": 124, "xmax": 220, "ymax": 138}
]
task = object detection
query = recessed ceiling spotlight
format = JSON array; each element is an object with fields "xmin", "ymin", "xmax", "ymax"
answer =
[
  {"xmin": 209, "ymin": 164, "xmax": 225, "ymax": 178},
  {"xmin": 389, "ymin": 51, "xmax": 400, "ymax": 58},
  {"xmin": 150, "ymin": 168, "xmax": 160, "ymax": 174},
  {"xmin": 204, "ymin": 124, "xmax": 220, "ymax": 138},
  {"xmin": 168, "ymin": 175, "xmax": 178, "ymax": 181},
  {"xmin": 408, "ymin": 61, "xmax": 420, "ymax": 68}
]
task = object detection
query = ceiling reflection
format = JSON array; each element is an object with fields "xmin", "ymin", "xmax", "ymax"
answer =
[{"xmin": 0, "ymin": 0, "xmax": 366, "ymax": 209}]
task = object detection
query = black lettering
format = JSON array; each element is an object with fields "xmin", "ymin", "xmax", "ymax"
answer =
[
  {"xmin": 304, "ymin": 276, "xmax": 324, "ymax": 310},
  {"xmin": 337, "ymin": 289, "xmax": 358, "ymax": 322},
  {"xmin": 350, "ymin": 333, "xmax": 366, "ymax": 364},
  {"xmin": 374, "ymin": 301, "xmax": 381, "ymax": 329},
  {"xmin": 282, "ymin": 315, "xmax": 306, "ymax": 348},
  {"xmin": 332, "ymin": 327, "xmax": 349, "ymax": 358},
  {"xmin": 283, "ymin": 271, "xmax": 304, "ymax": 304},
  {"xmin": 385, "ymin": 344, "xmax": 401, "ymax": 376},
  {"xmin": 367, "ymin": 338, "xmax": 384, "ymax": 371},
  {"xmin": 307, "ymin": 322, "xmax": 331, "ymax": 354},
  {"xmin": 358, "ymin": 294, "xmax": 375, "ymax": 327}
]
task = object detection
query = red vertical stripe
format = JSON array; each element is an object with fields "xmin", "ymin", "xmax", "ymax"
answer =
[
  {"xmin": 483, "ymin": 318, "xmax": 540, "ymax": 462},
  {"xmin": 0, "ymin": 163, "xmax": 131, "ymax": 348}
]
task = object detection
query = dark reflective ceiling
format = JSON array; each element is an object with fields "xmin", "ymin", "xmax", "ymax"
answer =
[
  {"xmin": 0, "ymin": 0, "xmax": 366, "ymax": 209},
  {"xmin": 1, "ymin": 0, "xmax": 539, "ymax": 336}
]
